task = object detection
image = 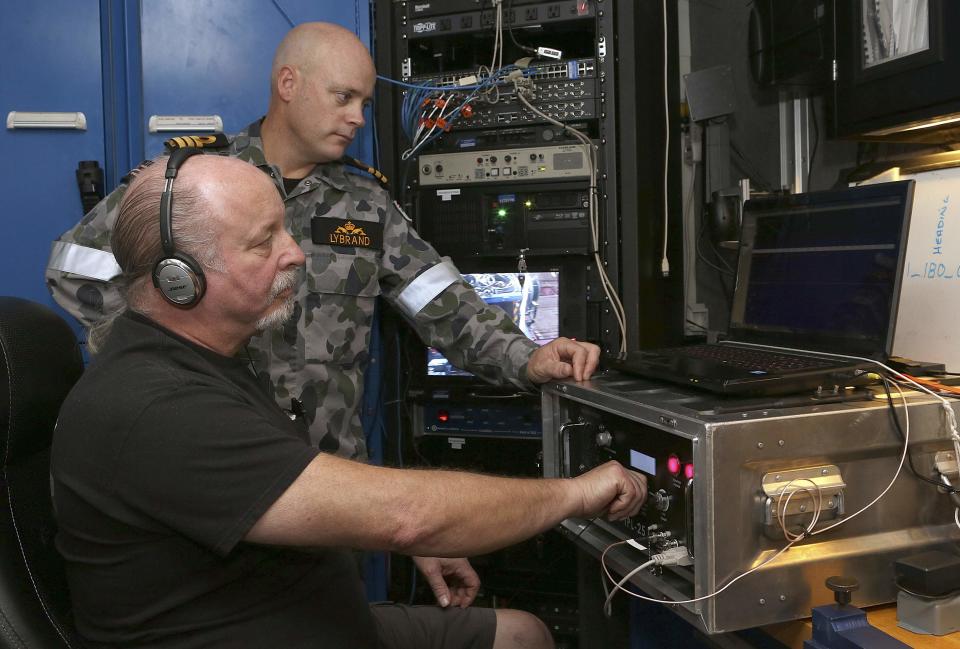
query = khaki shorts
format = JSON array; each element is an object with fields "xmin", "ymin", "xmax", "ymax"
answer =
[{"xmin": 370, "ymin": 603, "xmax": 497, "ymax": 649}]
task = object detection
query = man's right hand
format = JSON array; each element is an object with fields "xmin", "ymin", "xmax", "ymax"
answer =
[{"xmin": 572, "ymin": 461, "xmax": 648, "ymax": 521}]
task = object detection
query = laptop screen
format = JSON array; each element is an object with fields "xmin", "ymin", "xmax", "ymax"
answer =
[{"xmin": 729, "ymin": 180, "xmax": 914, "ymax": 357}]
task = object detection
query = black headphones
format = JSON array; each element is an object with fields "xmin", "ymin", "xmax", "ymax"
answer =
[{"xmin": 152, "ymin": 147, "xmax": 206, "ymax": 307}]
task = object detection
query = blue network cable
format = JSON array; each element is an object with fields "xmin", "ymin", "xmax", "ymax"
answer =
[{"xmin": 378, "ymin": 64, "xmax": 538, "ymax": 155}]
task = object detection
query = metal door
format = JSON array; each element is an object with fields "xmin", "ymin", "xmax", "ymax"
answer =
[{"xmin": 0, "ymin": 0, "xmax": 106, "ymax": 317}]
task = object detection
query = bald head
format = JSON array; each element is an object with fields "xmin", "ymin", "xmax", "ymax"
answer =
[
  {"xmin": 262, "ymin": 22, "xmax": 376, "ymax": 172},
  {"xmin": 271, "ymin": 22, "xmax": 373, "ymax": 92}
]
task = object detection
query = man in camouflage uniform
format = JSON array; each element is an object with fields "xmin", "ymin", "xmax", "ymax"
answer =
[
  {"xmin": 47, "ymin": 21, "xmax": 599, "ymax": 460},
  {"xmin": 46, "ymin": 19, "xmax": 600, "ymax": 633}
]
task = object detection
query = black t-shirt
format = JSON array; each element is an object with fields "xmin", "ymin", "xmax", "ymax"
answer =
[{"xmin": 51, "ymin": 312, "xmax": 377, "ymax": 649}]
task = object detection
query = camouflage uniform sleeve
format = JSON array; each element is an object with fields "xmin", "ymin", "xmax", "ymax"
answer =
[
  {"xmin": 377, "ymin": 199, "xmax": 539, "ymax": 391},
  {"xmin": 45, "ymin": 185, "xmax": 128, "ymax": 327}
]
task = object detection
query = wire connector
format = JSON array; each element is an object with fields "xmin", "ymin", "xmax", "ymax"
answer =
[
  {"xmin": 660, "ymin": 256, "xmax": 670, "ymax": 277},
  {"xmin": 653, "ymin": 546, "xmax": 692, "ymax": 567}
]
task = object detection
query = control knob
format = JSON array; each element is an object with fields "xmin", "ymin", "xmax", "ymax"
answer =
[{"xmin": 652, "ymin": 489, "xmax": 671, "ymax": 512}]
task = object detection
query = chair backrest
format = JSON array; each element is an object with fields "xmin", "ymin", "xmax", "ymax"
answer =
[{"xmin": 0, "ymin": 297, "xmax": 84, "ymax": 648}]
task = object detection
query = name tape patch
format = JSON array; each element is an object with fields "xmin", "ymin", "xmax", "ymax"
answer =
[{"xmin": 311, "ymin": 217, "xmax": 383, "ymax": 250}]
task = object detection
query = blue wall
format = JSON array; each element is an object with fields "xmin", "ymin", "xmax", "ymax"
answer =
[{"xmin": 0, "ymin": 0, "xmax": 373, "ymax": 319}]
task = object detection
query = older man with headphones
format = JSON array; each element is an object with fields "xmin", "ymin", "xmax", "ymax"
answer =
[{"xmin": 51, "ymin": 152, "xmax": 647, "ymax": 649}]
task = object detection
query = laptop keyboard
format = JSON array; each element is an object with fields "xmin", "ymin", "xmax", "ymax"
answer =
[{"xmin": 662, "ymin": 344, "xmax": 837, "ymax": 372}]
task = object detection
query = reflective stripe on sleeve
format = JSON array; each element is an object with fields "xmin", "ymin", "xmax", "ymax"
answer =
[
  {"xmin": 47, "ymin": 241, "xmax": 122, "ymax": 281},
  {"xmin": 397, "ymin": 260, "xmax": 462, "ymax": 318}
]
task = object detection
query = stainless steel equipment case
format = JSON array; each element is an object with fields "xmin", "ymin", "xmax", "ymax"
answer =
[{"xmin": 541, "ymin": 371, "xmax": 960, "ymax": 633}]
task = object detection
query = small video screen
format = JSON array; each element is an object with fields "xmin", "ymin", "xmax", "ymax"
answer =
[{"xmin": 427, "ymin": 271, "xmax": 560, "ymax": 377}]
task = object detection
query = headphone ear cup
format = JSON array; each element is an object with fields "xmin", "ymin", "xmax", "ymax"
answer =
[{"xmin": 152, "ymin": 253, "xmax": 206, "ymax": 307}]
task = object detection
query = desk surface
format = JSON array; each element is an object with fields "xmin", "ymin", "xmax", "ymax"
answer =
[{"xmin": 763, "ymin": 604, "xmax": 960, "ymax": 648}]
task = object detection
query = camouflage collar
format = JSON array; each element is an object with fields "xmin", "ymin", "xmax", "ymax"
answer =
[
  {"xmin": 232, "ymin": 118, "xmax": 352, "ymax": 193},
  {"xmin": 229, "ymin": 120, "xmax": 269, "ymax": 167}
]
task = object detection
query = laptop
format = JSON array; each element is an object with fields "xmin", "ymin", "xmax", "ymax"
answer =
[{"xmin": 608, "ymin": 180, "xmax": 915, "ymax": 396}]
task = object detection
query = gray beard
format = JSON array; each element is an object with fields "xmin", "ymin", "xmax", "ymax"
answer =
[
  {"xmin": 255, "ymin": 268, "xmax": 300, "ymax": 331},
  {"xmin": 255, "ymin": 295, "xmax": 296, "ymax": 332}
]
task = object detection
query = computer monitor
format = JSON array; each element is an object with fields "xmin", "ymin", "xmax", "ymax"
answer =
[
  {"xmin": 427, "ymin": 271, "xmax": 561, "ymax": 378},
  {"xmin": 730, "ymin": 180, "xmax": 914, "ymax": 357}
]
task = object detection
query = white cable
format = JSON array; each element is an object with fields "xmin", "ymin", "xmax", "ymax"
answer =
[
  {"xmin": 776, "ymin": 478, "xmax": 823, "ymax": 542},
  {"xmin": 600, "ymin": 537, "xmax": 801, "ymax": 608},
  {"xmin": 514, "ymin": 90, "xmax": 628, "ymax": 353},
  {"xmin": 941, "ymin": 475, "xmax": 960, "ymax": 532},
  {"xmin": 603, "ymin": 558, "xmax": 657, "ymax": 616},
  {"xmin": 661, "ymin": 0, "xmax": 670, "ymax": 277},
  {"xmin": 489, "ymin": 0, "xmax": 502, "ymax": 75}
]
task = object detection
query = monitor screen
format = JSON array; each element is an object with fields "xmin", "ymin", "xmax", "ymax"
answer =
[
  {"xmin": 427, "ymin": 271, "xmax": 561, "ymax": 377},
  {"xmin": 730, "ymin": 180, "xmax": 914, "ymax": 356}
]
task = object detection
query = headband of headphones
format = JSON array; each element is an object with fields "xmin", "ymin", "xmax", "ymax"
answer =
[
  {"xmin": 152, "ymin": 147, "xmax": 206, "ymax": 308},
  {"xmin": 159, "ymin": 147, "xmax": 204, "ymax": 257}
]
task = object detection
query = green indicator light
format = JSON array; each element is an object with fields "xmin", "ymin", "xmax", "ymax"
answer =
[{"xmin": 497, "ymin": 208, "xmax": 507, "ymax": 217}]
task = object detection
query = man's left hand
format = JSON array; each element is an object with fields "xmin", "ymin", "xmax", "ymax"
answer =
[
  {"xmin": 526, "ymin": 337, "xmax": 601, "ymax": 383},
  {"xmin": 412, "ymin": 556, "xmax": 481, "ymax": 608}
]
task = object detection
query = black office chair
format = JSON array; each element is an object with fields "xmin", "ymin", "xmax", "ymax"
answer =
[{"xmin": 0, "ymin": 297, "xmax": 84, "ymax": 647}]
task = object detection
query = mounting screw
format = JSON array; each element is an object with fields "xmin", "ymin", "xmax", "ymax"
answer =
[
  {"xmin": 757, "ymin": 442, "xmax": 764, "ymax": 449},
  {"xmin": 759, "ymin": 598, "xmax": 766, "ymax": 605},
  {"xmin": 779, "ymin": 595, "xmax": 786, "ymax": 602},
  {"xmin": 778, "ymin": 440, "xmax": 785, "ymax": 446}
]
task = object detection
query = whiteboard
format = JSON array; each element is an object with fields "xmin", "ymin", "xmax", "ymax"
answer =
[{"xmin": 891, "ymin": 166, "xmax": 960, "ymax": 370}]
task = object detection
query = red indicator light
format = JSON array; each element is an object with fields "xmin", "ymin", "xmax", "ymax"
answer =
[
  {"xmin": 684, "ymin": 463, "xmax": 695, "ymax": 480},
  {"xmin": 437, "ymin": 410, "xmax": 449, "ymax": 423},
  {"xmin": 667, "ymin": 455, "xmax": 681, "ymax": 474},
  {"xmin": 577, "ymin": 1, "xmax": 588, "ymax": 15}
]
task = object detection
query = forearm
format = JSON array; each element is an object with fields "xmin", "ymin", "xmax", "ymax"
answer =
[
  {"xmin": 381, "ymin": 466, "xmax": 581, "ymax": 556},
  {"xmin": 380, "ymin": 210, "xmax": 538, "ymax": 388},
  {"xmin": 247, "ymin": 453, "xmax": 583, "ymax": 556},
  {"xmin": 408, "ymin": 280, "xmax": 539, "ymax": 389}
]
